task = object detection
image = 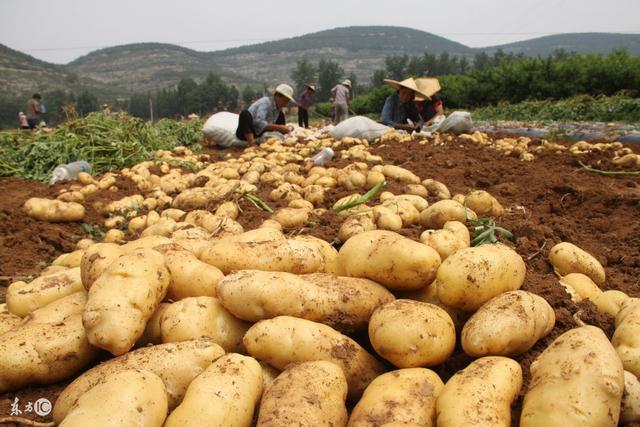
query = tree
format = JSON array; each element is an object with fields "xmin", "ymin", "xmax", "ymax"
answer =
[
  {"xmin": 241, "ymin": 86, "xmax": 256, "ymax": 107},
  {"xmin": 371, "ymin": 69, "xmax": 387, "ymax": 88},
  {"xmin": 76, "ymin": 90, "xmax": 99, "ymax": 116},
  {"xmin": 129, "ymin": 93, "xmax": 151, "ymax": 120},
  {"xmin": 317, "ymin": 59, "xmax": 343, "ymax": 101},
  {"xmin": 385, "ymin": 55, "xmax": 409, "ymax": 80},
  {"xmin": 177, "ymin": 78, "xmax": 199, "ymax": 115},
  {"xmin": 290, "ymin": 59, "xmax": 316, "ymax": 94}
]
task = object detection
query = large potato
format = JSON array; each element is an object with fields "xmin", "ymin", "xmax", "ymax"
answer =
[
  {"xmin": 83, "ymin": 248, "xmax": 170, "ymax": 355},
  {"xmin": 549, "ymin": 241, "xmax": 605, "ymax": 286},
  {"xmin": 558, "ymin": 272, "xmax": 602, "ymax": 302},
  {"xmin": 464, "ymin": 190, "xmax": 504, "ymax": 217},
  {"xmin": 420, "ymin": 199, "xmax": 473, "ymax": 229},
  {"xmin": 437, "ymin": 244, "xmax": 526, "ymax": 312},
  {"xmin": 462, "ymin": 290, "xmax": 555, "ymax": 357},
  {"xmin": 6, "ymin": 267, "xmax": 83, "ymax": 317},
  {"xmin": 217, "ymin": 270, "xmax": 394, "ymax": 333},
  {"xmin": 337, "ymin": 230, "xmax": 441, "ymax": 291},
  {"xmin": 0, "ymin": 313, "xmax": 97, "ymax": 393},
  {"xmin": 520, "ymin": 326, "xmax": 624, "ymax": 426},
  {"xmin": 165, "ymin": 354, "xmax": 263, "ymax": 427},
  {"xmin": 348, "ymin": 368, "xmax": 444, "ymax": 426},
  {"xmin": 257, "ymin": 361, "xmax": 348, "ymax": 427},
  {"xmin": 437, "ymin": 357, "xmax": 522, "ymax": 427},
  {"xmin": 53, "ymin": 338, "xmax": 225, "ymax": 423},
  {"xmin": 398, "ymin": 283, "xmax": 468, "ymax": 331},
  {"xmin": 59, "ymin": 369, "xmax": 168, "ymax": 427},
  {"xmin": 612, "ymin": 298, "xmax": 640, "ymax": 377},
  {"xmin": 243, "ymin": 316, "xmax": 385, "ymax": 400},
  {"xmin": 23, "ymin": 291, "xmax": 87, "ymax": 324},
  {"xmin": 52, "ymin": 249, "xmax": 86, "ymax": 268},
  {"xmin": 160, "ymin": 296, "xmax": 250, "ymax": 353},
  {"xmin": 368, "ymin": 299, "xmax": 455, "ymax": 368},
  {"xmin": 292, "ymin": 235, "xmax": 340, "ymax": 274},
  {"xmin": 80, "ymin": 243, "xmax": 123, "ymax": 289},
  {"xmin": 24, "ymin": 197, "xmax": 85, "ymax": 222}
]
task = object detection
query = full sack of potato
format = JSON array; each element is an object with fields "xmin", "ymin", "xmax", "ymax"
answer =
[
  {"xmin": 336, "ymin": 230, "xmax": 441, "ymax": 291},
  {"xmin": 165, "ymin": 354, "xmax": 263, "ymax": 427},
  {"xmin": 368, "ymin": 299, "xmax": 455, "ymax": 368},
  {"xmin": 217, "ymin": 270, "xmax": 394, "ymax": 333},
  {"xmin": 257, "ymin": 361, "xmax": 348, "ymax": 427},
  {"xmin": 348, "ymin": 368, "xmax": 443, "ymax": 426},
  {"xmin": 23, "ymin": 197, "xmax": 85, "ymax": 222},
  {"xmin": 520, "ymin": 326, "xmax": 624, "ymax": 426},
  {"xmin": 53, "ymin": 338, "xmax": 225, "ymax": 424},
  {"xmin": 244, "ymin": 316, "xmax": 385, "ymax": 400},
  {"xmin": 461, "ymin": 290, "xmax": 555, "ymax": 357},
  {"xmin": 160, "ymin": 296, "xmax": 250, "ymax": 353},
  {"xmin": 58, "ymin": 369, "xmax": 168, "ymax": 427},
  {"xmin": 437, "ymin": 243, "xmax": 526, "ymax": 312},
  {"xmin": 437, "ymin": 357, "xmax": 522, "ymax": 427},
  {"xmin": 549, "ymin": 241, "xmax": 605, "ymax": 286},
  {"xmin": 83, "ymin": 248, "xmax": 170, "ymax": 355},
  {"xmin": 612, "ymin": 298, "xmax": 640, "ymax": 377}
]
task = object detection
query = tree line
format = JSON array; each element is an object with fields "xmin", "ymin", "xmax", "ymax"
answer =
[{"xmin": 0, "ymin": 49, "xmax": 638, "ymax": 129}]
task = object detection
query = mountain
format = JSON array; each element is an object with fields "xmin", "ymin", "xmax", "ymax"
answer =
[
  {"xmin": 482, "ymin": 33, "xmax": 640, "ymax": 56},
  {"xmin": 1, "ymin": 27, "xmax": 639, "ymax": 97}
]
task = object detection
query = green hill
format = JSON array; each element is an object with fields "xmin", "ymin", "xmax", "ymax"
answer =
[{"xmin": 482, "ymin": 33, "xmax": 640, "ymax": 56}]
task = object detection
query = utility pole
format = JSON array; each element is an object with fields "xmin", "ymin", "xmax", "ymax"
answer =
[{"xmin": 149, "ymin": 97, "xmax": 154, "ymax": 122}]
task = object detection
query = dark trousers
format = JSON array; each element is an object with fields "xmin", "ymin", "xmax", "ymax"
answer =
[
  {"xmin": 236, "ymin": 110, "xmax": 286, "ymax": 141},
  {"xmin": 298, "ymin": 108, "xmax": 309, "ymax": 128}
]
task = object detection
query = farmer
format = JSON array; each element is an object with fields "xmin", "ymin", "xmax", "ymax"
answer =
[
  {"xmin": 297, "ymin": 84, "xmax": 316, "ymax": 129},
  {"xmin": 25, "ymin": 93, "xmax": 43, "ymax": 130},
  {"xmin": 380, "ymin": 77, "xmax": 427, "ymax": 132},
  {"xmin": 235, "ymin": 83, "xmax": 295, "ymax": 146},
  {"xmin": 414, "ymin": 77, "xmax": 444, "ymax": 126},
  {"xmin": 330, "ymin": 79, "xmax": 351, "ymax": 124},
  {"xmin": 101, "ymin": 103, "xmax": 112, "ymax": 116},
  {"xmin": 18, "ymin": 112, "xmax": 29, "ymax": 129}
]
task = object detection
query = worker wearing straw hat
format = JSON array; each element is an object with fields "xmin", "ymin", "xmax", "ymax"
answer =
[
  {"xmin": 297, "ymin": 84, "xmax": 316, "ymax": 129},
  {"xmin": 235, "ymin": 83, "xmax": 295, "ymax": 146},
  {"xmin": 380, "ymin": 77, "xmax": 429, "ymax": 132},
  {"xmin": 330, "ymin": 79, "xmax": 351, "ymax": 124},
  {"xmin": 414, "ymin": 77, "xmax": 444, "ymax": 126}
]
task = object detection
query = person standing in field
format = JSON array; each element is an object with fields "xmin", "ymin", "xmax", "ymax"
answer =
[
  {"xmin": 18, "ymin": 112, "xmax": 29, "ymax": 129},
  {"xmin": 25, "ymin": 93, "xmax": 43, "ymax": 130},
  {"xmin": 297, "ymin": 84, "xmax": 316, "ymax": 128},
  {"xmin": 235, "ymin": 83, "xmax": 295, "ymax": 146},
  {"xmin": 331, "ymin": 79, "xmax": 351, "ymax": 124},
  {"xmin": 101, "ymin": 103, "xmax": 112, "ymax": 116}
]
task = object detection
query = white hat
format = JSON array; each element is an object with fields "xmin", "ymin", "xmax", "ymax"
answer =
[
  {"xmin": 342, "ymin": 79, "xmax": 352, "ymax": 88},
  {"xmin": 275, "ymin": 84, "xmax": 296, "ymax": 102}
]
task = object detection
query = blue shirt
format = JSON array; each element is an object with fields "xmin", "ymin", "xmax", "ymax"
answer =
[
  {"xmin": 248, "ymin": 96, "xmax": 281, "ymax": 135},
  {"xmin": 380, "ymin": 93, "xmax": 424, "ymax": 128}
]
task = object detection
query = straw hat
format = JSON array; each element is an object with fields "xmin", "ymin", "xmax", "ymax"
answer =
[
  {"xmin": 383, "ymin": 77, "xmax": 429, "ymax": 99},
  {"xmin": 305, "ymin": 84, "xmax": 316, "ymax": 92},
  {"xmin": 342, "ymin": 79, "xmax": 352, "ymax": 88},
  {"xmin": 414, "ymin": 78, "xmax": 441, "ymax": 101},
  {"xmin": 275, "ymin": 84, "xmax": 296, "ymax": 102}
]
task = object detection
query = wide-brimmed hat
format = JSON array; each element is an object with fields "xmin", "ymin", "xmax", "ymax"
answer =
[
  {"xmin": 383, "ymin": 77, "xmax": 429, "ymax": 99},
  {"xmin": 341, "ymin": 79, "xmax": 352, "ymax": 88},
  {"xmin": 414, "ymin": 78, "xmax": 441, "ymax": 101},
  {"xmin": 275, "ymin": 84, "xmax": 296, "ymax": 102},
  {"xmin": 305, "ymin": 84, "xmax": 316, "ymax": 92}
]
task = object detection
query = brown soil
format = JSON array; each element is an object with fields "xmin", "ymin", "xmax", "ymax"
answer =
[{"xmin": 1, "ymin": 134, "xmax": 639, "ymax": 426}]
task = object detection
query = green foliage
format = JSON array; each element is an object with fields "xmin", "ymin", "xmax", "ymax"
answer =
[
  {"xmin": 290, "ymin": 59, "xmax": 317, "ymax": 94},
  {"xmin": 315, "ymin": 102, "xmax": 333, "ymax": 117},
  {"xmin": 350, "ymin": 86, "xmax": 394, "ymax": 115},
  {"xmin": 76, "ymin": 90, "xmax": 100, "ymax": 116},
  {"xmin": 470, "ymin": 218, "xmax": 514, "ymax": 246},
  {"xmin": 317, "ymin": 59, "xmax": 344, "ymax": 101}
]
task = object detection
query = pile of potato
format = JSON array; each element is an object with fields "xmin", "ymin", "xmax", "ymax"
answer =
[{"xmin": 6, "ymin": 131, "xmax": 640, "ymax": 426}]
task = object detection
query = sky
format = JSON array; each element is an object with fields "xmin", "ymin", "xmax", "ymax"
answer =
[{"xmin": 1, "ymin": 0, "xmax": 638, "ymax": 64}]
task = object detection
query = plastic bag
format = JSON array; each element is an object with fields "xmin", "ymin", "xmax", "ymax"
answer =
[
  {"xmin": 423, "ymin": 111, "xmax": 473, "ymax": 134},
  {"xmin": 329, "ymin": 116, "xmax": 391, "ymax": 141}
]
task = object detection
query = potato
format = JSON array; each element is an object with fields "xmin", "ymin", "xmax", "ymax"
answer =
[
  {"xmin": 420, "ymin": 220, "xmax": 470, "ymax": 260},
  {"xmin": 292, "ymin": 235, "xmax": 340, "ymax": 274},
  {"xmin": 244, "ymin": 316, "xmax": 385, "ymax": 400},
  {"xmin": 272, "ymin": 207, "xmax": 309, "ymax": 230},
  {"xmin": 59, "ymin": 369, "xmax": 168, "ymax": 427},
  {"xmin": 121, "ymin": 235, "xmax": 172, "ymax": 252},
  {"xmin": 405, "ymin": 183, "xmax": 428, "ymax": 197},
  {"xmin": 288, "ymin": 198, "xmax": 315, "ymax": 211},
  {"xmin": 24, "ymin": 291, "xmax": 87, "ymax": 324},
  {"xmin": 6, "ymin": 267, "xmax": 83, "ymax": 317},
  {"xmin": 24, "ymin": 197, "xmax": 85, "ymax": 222},
  {"xmin": 337, "ymin": 230, "xmax": 441, "ymax": 291},
  {"xmin": 420, "ymin": 199, "xmax": 473, "ymax": 229},
  {"xmin": 366, "ymin": 170, "xmax": 386, "ymax": 188},
  {"xmin": 558, "ymin": 272, "xmax": 602, "ymax": 302},
  {"xmin": 80, "ymin": 242, "xmax": 123, "ymax": 290},
  {"xmin": 103, "ymin": 228, "xmax": 125, "ymax": 243},
  {"xmin": 520, "ymin": 326, "xmax": 624, "ymax": 426},
  {"xmin": 621, "ymin": 371, "xmax": 640, "ymax": 424},
  {"xmin": 422, "ymin": 178, "xmax": 451, "ymax": 200},
  {"xmin": 461, "ymin": 290, "xmax": 555, "ymax": 357},
  {"xmin": 549, "ymin": 241, "xmax": 605, "ymax": 286},
  {"xmin": 52, "ymin": 338, "xmax": 225, "ymax": 423},
  {"xmin": 217, "ymin": 270, "xmax": 394, "ymax": 333},
  {"xmin": 257, "ymin": 361, "xmax": 348, "ymax": 427},
  {"xmin": 0, "ymin": 313, "xmax": 98, "ymax": 392},
  {"xmin": 83, "ymin": 248, "xmax": 170, "ymax": 355},
  {"xmin": 160, "ymin": 296, "xmax": 249, "ymax": 353},
  {"xmin": 368, "ymin": 299, "xmax": 455, "ymax": 367},
  {"xmin": 0, "ymin": 304, "xmax": 22, "ymax": 335},
  {"xmin": 593, "ymin": 290, "xmax": 629, "ymax": 317},
  {"xmin": 338, "ymin": 214, "xmax": 376, "ymax": 242},
  {"xmin": 165, "ymin": 354, "xmax": 263, "ymax": 427},
  {"xmin": 381, "ymin": 165, "xmax": 420, "ymax": 184},
  {"xmin": 52, "ymin": 249, "xmax": 86, "ymax": 268},
  {"xmin": 137, "ymin": 302, "xmax": 171, "ymax": 346},
  {"xmin": 373, "ymin": 205, "xmax": 403, "ymax": 231},
  {"xmin": 302, "ymin": 184, "xmax": 325, "ymax": 205},
  {"xmin": 464, "ymin": 190, "xmax": 504, "ymax": 217},
  {"xmin": 381, "ymin": 199, "xmax": 420, "ymax": 227},
  {"xmin": 437, "ymin": 357, "xmax": 522, "ymax": 427},
  {"xmin": 398, "ymin": 283, "xmax": 468, "ymax": 331},
  {"xmin": 155, "ymin": 245, "xmax": 223, "ymax": 300},
  {"xmin": 437, "ymin": 244, "xmax": 526, "ymax": 312},
  {"xmin": 348, "ymin": 368, "xmax": 443, "ymax": 427},
  {"xmin": 613, "ymin": 298, "xmax": 640, "ymax": 377}
]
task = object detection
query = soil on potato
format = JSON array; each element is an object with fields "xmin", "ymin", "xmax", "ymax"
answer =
[{"xmin": 0, "ymin": 133, "xmax": 639, "ymax": 426}]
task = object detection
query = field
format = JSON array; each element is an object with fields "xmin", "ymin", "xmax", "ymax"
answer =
[{"xmin": 0, "ymin": 122, "xmax": 639, "ymax": 425}]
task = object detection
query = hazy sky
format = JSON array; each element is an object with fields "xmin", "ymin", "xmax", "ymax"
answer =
[{"xmin": 1, "ymin": 0, "xmax": 638, "ymax": 64}]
